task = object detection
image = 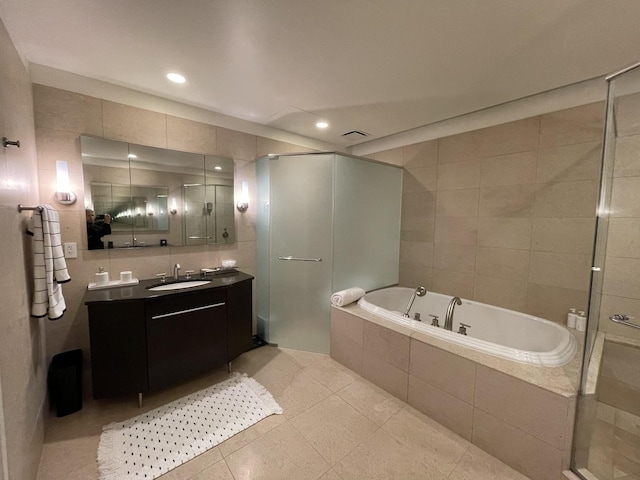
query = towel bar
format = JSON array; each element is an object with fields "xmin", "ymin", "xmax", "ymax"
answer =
[{"xmin": 18, "ymin": 204, "xmax": 43, "ymax": 212}]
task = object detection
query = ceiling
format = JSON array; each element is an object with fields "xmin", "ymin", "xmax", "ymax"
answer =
[{"xmin": 2, "ymin": 0, "xmax": 640, "ymax": 147}]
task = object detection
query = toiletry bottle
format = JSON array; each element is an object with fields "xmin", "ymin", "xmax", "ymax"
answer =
[
  {"xmin": 567, "ymin": 308, "xmax": 578, "ymax": 328},
  {"xmin": 576, "ymin": 311, "xmax": 587, "ymax": 332}
]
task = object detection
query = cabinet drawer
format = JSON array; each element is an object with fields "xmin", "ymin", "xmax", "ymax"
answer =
[{"xmin": 145, "ymin": 288, "xmax": 227, "ymax": 318}]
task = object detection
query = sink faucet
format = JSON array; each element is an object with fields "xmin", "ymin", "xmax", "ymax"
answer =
[
  {"xmin": 444, "ymin": 296, "xmax": 462, "ymax": 331},
  {"xmin": 173, "ymin": 263, "xmax": 181, "ymax": 280},
  {"xmin": 403, "ymin": 286, "xmax": 427, "ymax": 317}
]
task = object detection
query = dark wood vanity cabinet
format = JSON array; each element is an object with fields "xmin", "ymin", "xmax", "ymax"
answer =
[{"xmin": 86, "ymin": 275, "xmax": 253, "ymax": 400}]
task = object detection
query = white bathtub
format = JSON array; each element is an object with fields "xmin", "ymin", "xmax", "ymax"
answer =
[{"xmin": 357, "ymin": 287, "xmax": 577, "ymax": 367}]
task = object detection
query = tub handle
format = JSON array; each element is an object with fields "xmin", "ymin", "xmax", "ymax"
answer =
[
  {"xmin": 458, "ymin": 323, "xmax": 471, "ymax": 335},
  {"xmin": 278, "ymin": 256, "xmax": 323, "ymax": 262},
  {"xmin": 610, "ymin": 314, "xmax": 640, "ymax": 329},
  {"xmin": 428, "ymin": 314, "xmax": 439, "ymax": 327}
]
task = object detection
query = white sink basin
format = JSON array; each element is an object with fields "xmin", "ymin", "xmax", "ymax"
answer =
[{"xmin": 147, "ymin": 280, "xmax": 211, "ymax": 291}]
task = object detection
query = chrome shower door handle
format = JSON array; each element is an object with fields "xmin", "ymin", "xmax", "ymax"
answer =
[
  {"xmin": 277, "ymin": 256, "xmax": 323, "ymax": 262},
  {"xmin": 610, "ymin": 313, "xmax": 640, "ymax": 329}
]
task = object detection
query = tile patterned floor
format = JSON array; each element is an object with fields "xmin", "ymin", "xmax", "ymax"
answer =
[{"xmin": 36, "ymin": 346, "xmax": 531, "ymax": 480}]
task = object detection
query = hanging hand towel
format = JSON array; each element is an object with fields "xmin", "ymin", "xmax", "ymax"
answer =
[
  {"xmin": 29, "ymin": 205, "xmax": 71, "ymax": 320},
  {"xmin": 331, "ymin": 287, "xmax": 366, "ymax": 307}
]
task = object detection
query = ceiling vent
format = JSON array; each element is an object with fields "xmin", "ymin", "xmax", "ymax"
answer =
[{"xmin": 341, "ymin": 130, "xmax": 369, "ymax": 138}]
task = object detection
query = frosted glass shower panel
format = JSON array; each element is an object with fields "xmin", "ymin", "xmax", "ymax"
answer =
[
  {"xmin": 268, "ymin": 154, "xmax": 334, "ymax": 353},
  {"xmin": 333, "ymin": 155, "xmax": 402, "ymax": 292}
]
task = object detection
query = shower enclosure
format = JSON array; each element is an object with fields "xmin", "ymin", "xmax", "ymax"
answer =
[
  {"xmin": 572, "ymin": 63, "xmax": 640, "ymax": 480},
  {"xmin": 256, "ymin": 152, "xmax": 403, "ymax": 353}
]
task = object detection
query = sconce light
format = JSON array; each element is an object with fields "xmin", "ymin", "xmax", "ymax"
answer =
[
  {"xmin": 55, "ymin": 160, "xmax": 76, "ymax": 205},
  {"xmin": 237, "ymin": 181, "xmax": 249, "ymax": 212},
  {"xmin": 170, "ymin": 197, "xmax": 177, "ymax": 215}
]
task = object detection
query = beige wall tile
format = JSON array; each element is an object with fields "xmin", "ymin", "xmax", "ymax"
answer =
[
  {"xmin": 433, "ymin": 243, "xmax": 476, "ymax": 274},
  {"xmin": 362, "ymin": 349, "xmax": 408, "ymax": 401},
  {"xmin": 598, "ymin": 295, "xmax": 640, "ymax": 342},
  {"xmin": 610, "ymin": 176, "xmax": 640, "ymax": 217},
  {"xmin": 597, "ymin": 377, "xmax": 640, "ymax": 418},
  {"xmin": 603, "ymin": 256, "xmax": 640, "ymax": 300},
  {"xmin": 539, "ymin": 102, "xmax": 605, "ymax": 149},
  {"xmin": 373, "ymin": 147, "xmax": 403, "ymax": 166},
  {"xmin": 435, "ymin": 189, "xmax": 479, "ymax": 217},
  {"xmin": 401, "ymin": 216, "xmax": 435, "ymax": 242},
  {"xmin": 438, "ymin": 117, "xmax": 540, "ymax": 164},
  {"xmin": 400, "ymin": 240, "xmax": 434, "ymax": 268},
  {"xmin": 102, "ymin": 101, "xmax": 167, "ymax": 147},
  {"xmin": 479, "ymin": 185, "xmax": 537, "ymax": 217},
  {"xmin": 408, "ymin": 375, "xmax": 473, "ymax": 440},
  {"xmin": 409, "ymin": 340, "xmax": 476, "ymax": 403},
  {"xmin": 449, "ymin": 445, "xmax": 531, "ymax": 480},
  {"xmin": 475, "ymin": 247, "xmax": 530, "ymax": 281},
  {"xmin": 537, "ymin": 141, "xmax": 601, "ymax": 184},
  {"xmin": 363, "ymin": 322, "xmax": 410, "ymax": 372},
  {"xmin": 473, "ymin": 276, "xmax": 528, "ymax": 311},
  {"xmin": 402, "ymin": 191, "xmax": 437, "ymax": 217},
  {"xmin": 534, "ymin": 180, "xmax": 599, "ymax": 218},
  {"xmin": 614, "ymin": 91, "xmax": 640, "ymax": 137},
  {"xmin": 607, "ymin": 218, "xmax": 640, "ymax": 259},
  {"xmin": 434, "ymin": 217, "xmax": 478, "ymax": 246},
  {"xmin": 403, "ymin": 140, "xmax": 438, "ymax": 168},
  {"xmin": 529, "ymin": 251, "xmax": 591, "ymax": 291},
  {"xmin": 436, "ymin": 159, "xmax": 480, "ymax": 190},
  {"xmin": 431, "ymin": 269, "xmax": 475, "ymax": 299},
  {"xmin": 330, "ymin": 309, "xmax": 363, "ymax": 375},
  {"xmin": 614, "ymin": 133, "xmax": 640, "ymax": 177},
  {"xmin": 216, "ymin": 127, "xmax": 257, "ymax": 161},
  {"xmin": 35, "ymin": 127, "xmax": 83, "ymax": 173},
  {"xmin": 403, "ymin": 165, "xmax": 438, "ymax": 193},
  {"xmin": 475, "ymin": 281, "xmax": 528, "ymax": 320},
  {"xmin": 474, "ymin": 366, "xmax": 570, "ymax": 450},
  {"xmin": 399, "ymin": 264, "xmax": 433, "ymax": 290},
  {"xmin": 532, "ymin": 217, "xmax": 596, "ymax": 254},
  {"xmin": 601, "ymin": 342, "xmax": 640, "ymax": 388},
  {"xmin": 480, "ymin": 151, "xmax": 537, "ymax": 187},
  {"xmin": 477, "ymin": 217, "xmax": 532, "ymax": 250},
  {"xmin": 166, "ymin": 116, "xmax": 216, "ymax": 154},
  {"xmin": 472, "ymin": 409, "xmax": 565, "ymax": 480},
  {"xmin": 525, "ymin": 283, "xmax": 589, "ymax": 323},
  {"xmin": 257, "ymin": 137, "xmax": 314, "ymax": 157},
  {"xmin": 33, "ymin": 84, "xmax": 103, "ymax": 135}
]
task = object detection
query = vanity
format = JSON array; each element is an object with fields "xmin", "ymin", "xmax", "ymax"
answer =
[{"xmin": 84, "ymin": 271, "xmax": 253, "ymax": 403}]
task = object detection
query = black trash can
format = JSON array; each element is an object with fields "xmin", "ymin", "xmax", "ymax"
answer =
[{"xmin": 48, "ymin": 349, "xmax": 83, "ymax": 417}]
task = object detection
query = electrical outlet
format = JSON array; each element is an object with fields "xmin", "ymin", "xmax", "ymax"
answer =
[{"xmin": 64, "ymin": 242, "xmax": 77, "ymax": 258}]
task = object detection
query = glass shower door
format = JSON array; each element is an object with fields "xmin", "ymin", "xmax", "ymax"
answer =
[{"xmin": 268, "ymin": 153, "xmax": 334, "ymax": 353}]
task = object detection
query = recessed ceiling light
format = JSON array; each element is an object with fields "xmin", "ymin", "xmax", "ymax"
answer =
[
  {"xmin": 214, "ymin": 166, "xmax": 222, "ymax": 170},
  {"xmin": 316, "ymin": 121, "xmax": 329, "ymax": 129},
  {"xmin": 167, "ymin": 72, "xmax": 186, "ymax": 84}
]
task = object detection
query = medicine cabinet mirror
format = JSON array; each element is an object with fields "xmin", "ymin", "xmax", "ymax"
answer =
[{"xmin": 80, "ymin": 135, "xmax": 235, "ymax": 249}]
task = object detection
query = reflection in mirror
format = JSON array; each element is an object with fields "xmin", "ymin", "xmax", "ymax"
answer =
[{"xmin": 80, "ymin": 136, "xmax": 236, "ymax": 249}]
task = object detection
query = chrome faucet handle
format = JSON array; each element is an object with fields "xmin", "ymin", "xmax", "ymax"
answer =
[
  {"xmin": 429, "ymin": 314, "xmax": 439, "ymax": 327},
  {"xmin": 155, "ymin": 273, "xmax": 167, "ymax": 283},
  {"xmin": 413, "ymin": 312, "xmax": 421, "ymax": 321},
  {"xmin": 184, "ymin": 270, "xmax": 194, "ymax": 279},
  {"xmin": 458, "ymin": 323, "xmax": 471, "ymax": 335}
]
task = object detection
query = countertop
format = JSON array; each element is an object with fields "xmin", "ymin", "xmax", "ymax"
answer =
[{"xmin": 83, "ymin": 270, "xmax": 254, "ymax": 304}]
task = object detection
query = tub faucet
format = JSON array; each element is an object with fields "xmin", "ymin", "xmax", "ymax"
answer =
[
  {"xmin": 444, "ymin": 296, "xmax": 462, "ymax": 331},
  {"xmin": 173, "ymin": 263, "xmax": 181, "ymax": 280},
  {"xmin": 403, "ymin": 286, "xmax": 427, "ymax": 317}
]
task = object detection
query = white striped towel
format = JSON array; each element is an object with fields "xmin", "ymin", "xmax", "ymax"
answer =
[{"xmin": 28, "ymin": 205, "xmax": 71, "ymax": 320}]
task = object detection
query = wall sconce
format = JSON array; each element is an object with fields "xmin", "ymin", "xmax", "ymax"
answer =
[
  {"xmin": 55, "ymin": 160, "xmax": 76, "ymax": 205},
  {"xmin": 237, "ymin": 181, "xmax": 249, "ymax": 212},
  {"xmin": 170, "ymin": 197, "xmax": 177, "ymax": 215}
]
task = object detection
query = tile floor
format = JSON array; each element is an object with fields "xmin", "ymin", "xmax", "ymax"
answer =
[{"xmin": 36, "ymin": 345, "xmax": 532, "ymax": 480}]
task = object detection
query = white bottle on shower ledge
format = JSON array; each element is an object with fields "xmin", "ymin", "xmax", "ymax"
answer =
[
  {"xmin": 567, "ymin": 308, "xmax": 578, "ymax": 329},
  {"xmin": 576, "ymin": 311, "xmax": 587, "ymax": 332}
]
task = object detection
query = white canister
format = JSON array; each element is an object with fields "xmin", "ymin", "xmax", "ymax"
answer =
[
  {"xmin": 567, "ymin": 308, "xmax": 578, "ymax": 328},
  {"xmin": 95, "ymin": 270, "xmax": 109, "ymax": 286},
  {"xmin": 120, "ymin": 271, "xmax": 133, "ymax": 283},
  {"xmin": 576, "ymin": 311, "xmax": 587, "ymax": 332}
]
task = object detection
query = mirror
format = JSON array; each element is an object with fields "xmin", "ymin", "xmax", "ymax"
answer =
[{"xmin": 81, "ymin": 136, "xmax": 235, "ymax": 249}]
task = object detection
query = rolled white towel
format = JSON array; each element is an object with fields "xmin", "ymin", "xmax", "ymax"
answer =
[{"xmin": 331, "ymin": 287, "xmax": 366, "ymax": 307}]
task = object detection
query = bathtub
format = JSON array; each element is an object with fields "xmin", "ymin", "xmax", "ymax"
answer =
[{"xmin": 357, "ymin": 287, "xmax": 577, "ymax": 367}]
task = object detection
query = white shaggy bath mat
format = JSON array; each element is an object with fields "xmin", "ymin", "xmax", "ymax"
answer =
[{"xmin": 97, "ymin": 373, "xmax": 282, "ymax": 480}]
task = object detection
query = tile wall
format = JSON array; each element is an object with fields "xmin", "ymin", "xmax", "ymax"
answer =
[
  {"xmin": 367, "ymin": 103, "xmax": 606, "ymax": 324},
  {"xmin": 31, "ymin": 84, "xmax": 314, "ymax": 365},
  {"xmin": 0, "ymin": 18, "xmax": 46, "ymax": 480}
]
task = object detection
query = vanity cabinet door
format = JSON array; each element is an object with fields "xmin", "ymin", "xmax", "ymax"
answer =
[
  {"xmin": 146, "ymin": 289, "xmax": 227, "ymax": 391},
  {"xmin": 227, "ymin": 279, "xmax": 253, "ymax": 361}
]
